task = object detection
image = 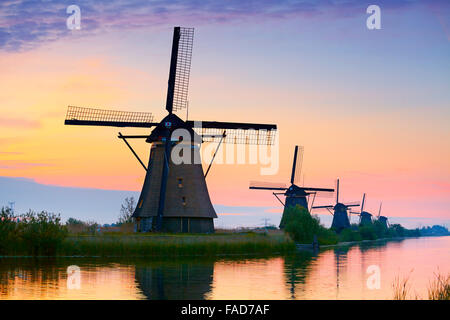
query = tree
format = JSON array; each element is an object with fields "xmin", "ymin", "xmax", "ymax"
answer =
[{"xmin": 118, "ymin": 197, "xmax": 136, "ymax": 224}]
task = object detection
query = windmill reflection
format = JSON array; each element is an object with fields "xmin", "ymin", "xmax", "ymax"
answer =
[
  {"xmin": 283, "ymin": 251, "xmax": 315, "ymax": 299},
  {"xmin": 333, "ymin": 247, "xmax": 350, "ymax": 293},
  {"xmin": 134, "ymin": 258, "xmax": 214, "ymax": 300}
]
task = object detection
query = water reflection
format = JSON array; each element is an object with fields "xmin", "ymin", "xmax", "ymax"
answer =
[
  {"xmin": 283, "ymin": 251, "xmax": 315, "ymax": 299},
  {"xmin": 134, "ymin": 259, "xmax": 214, "ymax": 299},
  {"xmin": 0, "ymin": 237, "xmax": 448, "ymax": 299}
]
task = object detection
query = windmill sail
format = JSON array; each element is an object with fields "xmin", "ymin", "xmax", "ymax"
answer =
[
  {"xmin": 290, "ymin": 146, "xmax": 304, "ymax": 185},
  {"xmin": 190, "ymin": 121, "xmax": 277, "ymax": 145},
  {"xmin": 65, "ymin": 106, "xmax": 156, "ymax": 127},
  {"xmin": 166, "ymin": 27, "xmax": 194, "ymax": 113},
  {"xmin": 249, "ymin": 181, "xmax": 287, "ymax": 190}
]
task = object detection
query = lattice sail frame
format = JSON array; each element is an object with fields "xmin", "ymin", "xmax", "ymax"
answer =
[
  {"xmin": 194, "ymin": 127, "xmax": 277, "ymax": 145},
  {"xmin": 293, "ymin": 146, "xmax": 304, "ymax": 186},
  {"xmin": 172, "ymin": 27, "xmax": 194, "ymax": 112},
  {"xmin": 249, "ymin": 181, "xmax": 287, "ymax": 189},
  {"xmin": 65, "ymin": 106, "xmax": 154, "ymax": 124}
]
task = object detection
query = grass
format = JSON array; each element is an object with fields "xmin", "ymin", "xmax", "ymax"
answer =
[
  {"xmin": 392, "ymin": 271, "xmax": 450, "ymax": 300},
  {"xmin": 392, "ymin": 273, "xmax": 414, "ymax": 300},
  {"xmin": 56, "ymin": 231, "xmax": 295, "ymax": 257},
  {"xmin": 428, "ymin": 272, "xmax": 450, "ymax": 300}
]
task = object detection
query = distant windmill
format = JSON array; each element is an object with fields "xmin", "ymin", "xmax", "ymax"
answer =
[
  {"xmin": 249, "ymin": 145, "xmax": 334, "ymax": 228},
  {"xmin": 64, "ymin": 27, "xmax": 277, "ymax": 233},
  {"xmin": 376, "ymin": 202, "xmax": 389, "ymax": 228},
  {"xmin": 349, "ymin": 193, "xmax": 372, "ymax": 225},
  {"xmin": 311, "ymin": 178, "xmax": 360, "ymax": 232}
]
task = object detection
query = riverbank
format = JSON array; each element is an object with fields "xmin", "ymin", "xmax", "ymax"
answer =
[{"xmin": 1, "ymin": 231, "xmax": 296, "ymax": 257}]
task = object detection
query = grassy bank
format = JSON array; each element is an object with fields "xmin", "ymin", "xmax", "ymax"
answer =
[
  {"xmin": 55, "ymin": 231, "xmax": 295, "ymax": 257},
  {"xmin": 283, "ymin": 205, "xmax": 422, "ymax": 246},
  {"xmin": 1, "ymin": 207, "xmax": 296, "ymax": 257}
]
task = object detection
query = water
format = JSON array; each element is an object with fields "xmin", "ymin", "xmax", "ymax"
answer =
[{"xmin": 0, "ymin": 236, "xmax": 448, "ymax": 300}]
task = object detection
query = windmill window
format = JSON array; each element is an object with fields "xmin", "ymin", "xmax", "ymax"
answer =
[
  {"xmin": 182, "ymin": 197, "xmax": 186, "ymax": 206},
  {"xmin": 178, "ymin": 178, "xmax": 183, "ymax": 188}
]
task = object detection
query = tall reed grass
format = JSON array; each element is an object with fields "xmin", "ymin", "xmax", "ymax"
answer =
[
  {"xmin": 392, "ymin": 271, "xmax": 450, "ymax": 300},
  {"xmin": 58, "ymin": 231, "xmax": 295, "ymax": 257}
]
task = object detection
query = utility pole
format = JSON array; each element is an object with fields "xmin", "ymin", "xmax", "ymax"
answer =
[
  {"xmin": 261, "ymin": 218, "xmax": 270, "ymax": 232},
  {"xmin": 8, "ymin": 201, "xmax": 15, "ymax": 214}
]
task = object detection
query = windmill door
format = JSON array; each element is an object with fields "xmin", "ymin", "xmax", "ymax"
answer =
[{"xmin": 181, "ymin": 218, "xmax": 189, "ymax": 233}]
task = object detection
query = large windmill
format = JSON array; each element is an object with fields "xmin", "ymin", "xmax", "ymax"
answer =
[
  {"xmin": 249, "ymin": 145, "xmax": 334, "ymax": 228},
  {"xmin": 311, "ymin": 178, "xmax": 359, "ymax": 232},
  {"xmin": 64, "ymin": 27, "xmax": 277, "ymax": 233},
  {"xmin": 349, "ymin": 193, "xmax": 373, "ymax": 226}
]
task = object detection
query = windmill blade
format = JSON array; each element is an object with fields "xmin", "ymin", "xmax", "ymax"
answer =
[
  {"xmin": 361, "ymin": 193, "xmax": 366, "ymax": 213},
  {"xmin": 335, "ymin": 178, "xmax": 340, "ymax": 204},
  {"xmin": 155, "ymin": 131, "xmax": 173, "ymax": 231},
  {"xmin": 190, "ymin": 121, "xmax": 277, "ymax": 145},
  {"xmin": 249, "ymin": 181, "xmax": 287, "ymax": 190},
  {"xmin": 378, "ymin": 202, "xmax": 383, "ymax": 218},
  {"xmin": 291, "ymin": 146, "xmax": 304, "ymax": 185},
  {"xmin": 65, "ymin": 106, "xmax": 157, "ymax": 128},
  {"xmin": 344, "ymin": 202, "xmax": 360, "ymax": 207},
  {"xmin": 312, "ymin": 205, "xmax": 334, "ymax": 209},
  {"xmin": 166, "ymin": 27, "xmax": 194, "ymax": 114}
]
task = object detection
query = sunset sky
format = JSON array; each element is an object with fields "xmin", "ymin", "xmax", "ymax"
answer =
[{"xmin": 0, "ymin": 0, "xmax": 449, "ymax": 227}]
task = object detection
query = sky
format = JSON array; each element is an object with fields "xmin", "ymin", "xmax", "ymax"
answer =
[{"xmin": 0, "ymin": 0, "xmax": 449, "ymax": 228}]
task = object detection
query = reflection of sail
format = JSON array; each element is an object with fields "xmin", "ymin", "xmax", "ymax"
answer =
[
  {"xmin": 333, "ymin": 247, "xmax": 350, "ymax": 297},
  {"xmin": 283, "ymin": 252, "xmax": 314, "ymax": 299},
  {"xmin": 134, "ymin": 259, "xmax": 214, "ymax": 300}
]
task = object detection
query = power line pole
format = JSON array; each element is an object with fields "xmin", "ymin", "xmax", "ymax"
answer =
[
  {"xmin": 8, "ymin": 201, "xmax": 15, "ymax": 215},
  {"xmin": 261, "ymin": 218, "xmax": 270, "ymax": 232}
]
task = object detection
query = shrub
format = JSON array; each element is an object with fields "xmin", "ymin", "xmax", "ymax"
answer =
[
  {"xmin": 338, "ymin": 228, "xmax": 362, "ymax": 242},
  {"xmin": 283, "ymin": 205, "xmax": 338, "ymax": 245},
  {"xmin": 359, "ymin": 225, "xmax": 377, "ymax": 240},
  {"xmin": 0, "ymin": 207, "xmax": 19, "ymax": 254},
  {"xmin": 17, "ymin": 210, "xmax": 68, "ymax": 255}
]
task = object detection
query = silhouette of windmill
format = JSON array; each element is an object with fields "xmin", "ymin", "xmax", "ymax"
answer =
[
  {"xmin": 376, "ymin": 202, "xmax": 389, "ymax": 228},
  {"xmin": 349, "ymin": 193, "xmax": 372, "ymax": 225},
  {"xmin": 64, "ymin": 27, "xmax": 277, "ymax": 233},
  {"xmin": 311, "ymin": 178, "xmax": 359, "ymax": 232},
  {"xmin": 249, "ymin": 145, "xmax": 334, "ymax": 228}
]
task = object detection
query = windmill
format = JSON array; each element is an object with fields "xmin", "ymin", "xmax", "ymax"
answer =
[
  {"xmin": 376, "ymin": 202, "xmax": 389, "ymax": 228},
  {"xmin": 311, "ymin": 178, "xmax": 359, "ymax": 232},
  {"xmin": 349, "ymin": 193, "xmax": 372, "ymax": 226},
  {"xmin": 249, "ymin": 145, "xmax": 334, "ymax": 228},
  {"xmin": 64, "ymin": 27, "xmax": 277, "ymax": 233}
]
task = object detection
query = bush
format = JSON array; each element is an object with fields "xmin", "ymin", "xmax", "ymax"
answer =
[
  {"xmin": 0, "ymin": 209, "xmax": 68, "ymax": 255},
  {"xmin": 66, "ymin": 218, "xmax": 98, "ymax": 234},
  {"xmin": 0, "ymin": 207, "xmax": 19, "ymax": 254},
  {"xmin": 359, "ymin": 225, "xmax": 377, "ymax": 240},
  {"xmin": 338, "ymin": 228, "xmax": 362, "ymax": 242},
  {"xmin": 17, "ymin": 210, "xmax": 68, "ymax": 255},
  {"xmin": 283, "ymin": 205, "xmax": 338, "ymax": 245}
]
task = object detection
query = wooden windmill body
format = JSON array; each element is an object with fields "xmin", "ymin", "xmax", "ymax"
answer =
[
  {"xmin": 349, "ymin": 193, "xmax": 373, "ymax": 226},
  {"xmin": 64, "ymin": 27, "xmax": 277, "ymax": 233},
  {"xmin": 312, "ymin": 179, "xmax": 360, "ymax": 233}
]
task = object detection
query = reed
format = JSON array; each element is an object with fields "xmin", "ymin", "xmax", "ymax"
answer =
[
  {"xmin": 392, "ymin": 271, "xmax": 449, "ymax": 300},
  {"xmin": 428, "ymin": 272, "xmax": 450, "ymax": 300},
  {"xmin": 57, "ymin": 232, "xmax": 295, "ymax": 257},
  {"xmin": 392, "ymin": 274, "xmax": 413, "ymax": 300}
]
